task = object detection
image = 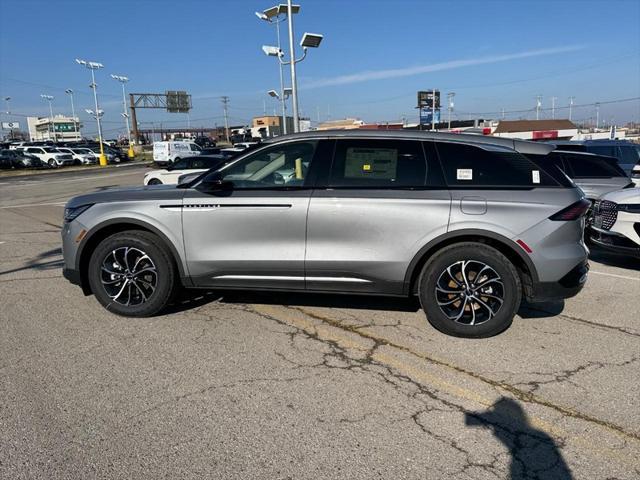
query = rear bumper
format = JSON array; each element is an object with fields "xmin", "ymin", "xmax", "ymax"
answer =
[{"xmin": 527, "ymin": 260, "xmax": 589, "ymax": 302}]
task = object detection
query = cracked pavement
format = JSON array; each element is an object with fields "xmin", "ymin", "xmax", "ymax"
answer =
[{"xmin": 1, "ymin": 166, "xmax": 639, "ymax": 479}]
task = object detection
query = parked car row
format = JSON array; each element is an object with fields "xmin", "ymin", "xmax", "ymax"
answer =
[{"xmin": 152, "ymin": 140, "xmax": 259, "ymax": 167}]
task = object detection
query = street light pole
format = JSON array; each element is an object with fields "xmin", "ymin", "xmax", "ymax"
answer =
[
  {"xmin": 65, "ymin": 89, "xmax": 78, "ymax": 140},
  {"xmin": 41, "ymin": 94, "xmax": 55, "ymax": 142},
  {"xmin": 286, "ymin": 0, "xmax": 300, "ymax": 132},
  {"xmin": 111, "ymin": 74, "xmax": 135, "ymax": 158},
  {"xmin": 4, "ymin": 97, "xmax": 12, "ymax": 140},
  {"xmin": 447, "ymin": 92, "xmax": 455, "ymax": 130},
  {"xmin": 76, "ymin": 59, "xmax": 107, "ymax": 166}
]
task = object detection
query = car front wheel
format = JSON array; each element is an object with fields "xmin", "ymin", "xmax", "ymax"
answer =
[
  {"xmin": 88, "ymin": 230, "xmax": 177, "ymax": 317},
  {"xmin": 48, "ymin": 159, "xmax": 58, "ymax": 168},
  {"xmin": 418, "ymin": 242, "xmax": 521, "ymax": 338}
]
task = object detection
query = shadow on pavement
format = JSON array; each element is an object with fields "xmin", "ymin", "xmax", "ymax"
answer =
[
  {"xmin": 466, "ymin": 397, "xmax": 573, "ymax": 479},
  {"xmin": 517, "ymin": 300, "xmax": 565, "ymax": 319},
  {"xmin": 165, "ymin": 288, "xmax": 421, "ymax": 315},
  {"xmin": 0, "ymin": 247, "xmax": 63, "ymax": 276},
  {"xmin": 588, "ymin": 246, "xmax": 640, "ymax": 270}
]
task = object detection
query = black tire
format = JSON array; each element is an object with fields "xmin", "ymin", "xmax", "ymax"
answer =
[
  {"xmin": 147, "ymin": 178, "xmax": 162, "ymax": 185},
  {"xmin": 88, "ymin": 230, "xmax": 177, "ymax": 317},
  {"xmin": 48, "ymin": 159, "xmax": 58, "ymax": 168},
  {"xmin": 418, "ymin": 242, "xmax": 521, "ymax": 338}
]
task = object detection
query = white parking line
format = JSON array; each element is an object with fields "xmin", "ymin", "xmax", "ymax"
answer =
[
  {"xmin": 590, "ymin": 270, "xmax": 640, "ymax": 281},
  {"xmin": 0, "ymin": 202, "xmax": 66, "ymax": 209}
]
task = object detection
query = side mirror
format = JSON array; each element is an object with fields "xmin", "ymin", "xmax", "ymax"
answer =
[{"xmin": 197, "ymin": 176, "xmax": 234, "ymax": 192}]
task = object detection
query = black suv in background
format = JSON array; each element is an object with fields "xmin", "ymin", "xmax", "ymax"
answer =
[
  {"xmin": 549, "ymin": 140, "xmax": 639, "ymax": 176},
  {"xmin": 526, "ymin": 150, "xmax": 633, "ymax": 200}
]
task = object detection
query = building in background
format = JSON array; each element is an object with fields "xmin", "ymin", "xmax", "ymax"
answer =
[
  {"xmin": 316, "ymin": 118, "xmax": 365, "ymax": 130},
  {"xmin": 251, "ymin": 115, "xmax": 295, "ymax": 138},
  {"xmin": 489, "ymin": 119, "xmax": 578, "ymax": 141},
  {"xmin": 27, "ymin": 115, "xmax": 81, "ymax": 142}
]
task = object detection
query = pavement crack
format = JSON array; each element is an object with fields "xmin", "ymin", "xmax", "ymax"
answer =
[{"xmin": 282, "ymin": 305, "xmax": 640, "ymax": 443}]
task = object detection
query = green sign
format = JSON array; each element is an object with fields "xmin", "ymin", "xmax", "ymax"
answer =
[{"xmin": 54, "ymin": 123, "xmax": 76, "ymax": 132}]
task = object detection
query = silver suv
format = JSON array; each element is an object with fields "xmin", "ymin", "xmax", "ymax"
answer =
[{"xmin": 62, "ymin": 131, "xmax": 590, "ymax": 337}]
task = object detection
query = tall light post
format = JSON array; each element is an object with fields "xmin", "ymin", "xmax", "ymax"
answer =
[
  {"xmin": 3, "ymin": 96, "xmax": 10, "ymax": 114},
  {"xmin": 40, "ymin": 94, "xmax": 55, "ymax": 142},
  {"xmin": 595, "ymin": 102, "xmax": 601, "ymax": 130},
  {"xmin": 568, "ymin": 96, "xmax": 575, "ymax": 121},
  {"xmin": 535, "ymin": 95, "xmax": 542, "ymax": 120},
  {"xmin": 256, "ymin": 5, "xmax": 298, "ymax": 134},
  {"xmin": 267, "ymin": 88, "xmax": 291, "ymax": 135},
  {"xmin": 551, "ymin": 96, "xmax": 557, "ymax": 119},
  {"xmin": 111, "ymin": 74, "xmax": 135, "ymax": 158},
  {"xmin": 447, "ymin": 92, "xmax": 455, "ymax": 130},
  {"xmin": 76, "ymin": 58, "xmax": 107, "ymax": 166},
  {"xmin": 262, "ymin": 30, "xmax": 323, "ymax": 133},
  {"xmin": 65, "ymin": 89, "xmax": 79, "ymax": 140}
]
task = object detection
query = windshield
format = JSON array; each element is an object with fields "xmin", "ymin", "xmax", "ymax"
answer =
[{"xmin": 43, "ymin": 147, "xmax": 59, "ymax": 153}]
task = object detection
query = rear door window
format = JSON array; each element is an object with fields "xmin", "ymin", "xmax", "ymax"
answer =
[
  {"xmin": 328, "ymin": 139, "xmax": 428, "ymax": 188},
  {"xmin": 436, "ymin": 142, "xmax": 559, "ymax": 187}
]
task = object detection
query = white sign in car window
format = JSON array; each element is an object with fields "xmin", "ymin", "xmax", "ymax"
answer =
[
  {"xmin": 532, "ymin": 170, "xmax": 540, "ymax": 184},
  {"xmin": 344, "ymin": 148, "xmax": 398, "ymax": 179},
  {"xmin": 456, "ymin": 168, "xmax": 473, "ymax": 180}
]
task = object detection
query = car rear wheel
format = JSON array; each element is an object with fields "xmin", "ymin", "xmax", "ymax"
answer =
[
  {"xmin": 88, "ymin": 230, "xmax": 177, "ymax": 317},
  {"xmin": 147, "ymin": 178, "xmax": 162, "ymax": 185},
  {"xmin": 48, "ymin": 159, "xmax": 58, "ymax": 168},
  {"xmin": 418, "ymin": 242, "xmax": 521, "ymax": 338}
]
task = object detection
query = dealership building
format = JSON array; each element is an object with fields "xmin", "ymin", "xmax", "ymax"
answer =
[{"xmin": 27, "ymin": 115, "xmax": 81, "ymax": 142}]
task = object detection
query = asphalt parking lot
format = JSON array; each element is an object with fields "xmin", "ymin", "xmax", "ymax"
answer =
[{"xmin": 1, "ymin": 166, "xmax": 639, "ymax": 479}]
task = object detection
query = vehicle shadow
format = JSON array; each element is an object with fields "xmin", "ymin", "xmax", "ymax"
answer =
[
  {"xmin": 165, "ymin": 289, "xmax": 421, "ymax": 315},
  {"xmin": 0, "ymin": 247, "xmax": 63, "ymax": 276},
  {"xmin": 517, "ymin": 300, "xmax": 565, "ymax": 319},
  {"xmin": 465, "ymin": 397, "xmax": 573, "ymax": 479},
  {"xmin": 588, "ymin": 246, "xmax": 640, "ymax": 270}
]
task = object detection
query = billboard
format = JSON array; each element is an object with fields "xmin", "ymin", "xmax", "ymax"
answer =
[
  {"xmin": 2, "ymin": 121, "xmax": 20, "ymax": 129},
  {"xmin": 166, "ymin": 91, "xmax": 191, "ymax": 113},
  {"xmin": 419, "ymin": 108, "xmax": 440, "ymax": 125},
  {"xmin": 417, "ymin": 90, "xmax": 440, "ymax": 109}
]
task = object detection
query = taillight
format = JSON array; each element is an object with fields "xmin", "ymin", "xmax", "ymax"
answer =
[{"xmin": 549, "ymin": 199, "xmax": 592, "ymax": 221}]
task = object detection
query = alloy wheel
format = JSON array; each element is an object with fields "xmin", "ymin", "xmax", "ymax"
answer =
[
  {"xmin": 435, "ymin": 260, "xmax": 504, "ymax": 325},
  {"xmin": 100, "ymin": 247, "xmax": 157, "ymax": 306}
]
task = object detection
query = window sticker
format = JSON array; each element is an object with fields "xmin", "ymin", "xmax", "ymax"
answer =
[
  {"xmin": 532, "ymin": 170, "xmax": 540, "ymax": 184},
  {"xmin": 344, "ymin": 148, "xmax": 397, "ymax": 179},
  {"xmin": 456, "ymin": 168, "xmax": 473, "ymax": 180}
]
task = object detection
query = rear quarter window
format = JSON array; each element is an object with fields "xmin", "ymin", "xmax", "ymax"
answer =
[
  {"xmin": 436, "ymin": 142, "xmax": 559, "ymax": 187},
  {"xmin": 562, "ymin": 153, "xmax": 626, "ymax": 178}
]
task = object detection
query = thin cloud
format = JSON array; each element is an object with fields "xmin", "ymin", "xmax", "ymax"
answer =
[{"xmin": 301, "ymin": 45, "xmax": 585, "ymax": 89}]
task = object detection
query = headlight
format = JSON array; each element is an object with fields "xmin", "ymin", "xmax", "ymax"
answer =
[{"xmin": 63, "ymin": 204, "xmax": 93, "ymax": 223}]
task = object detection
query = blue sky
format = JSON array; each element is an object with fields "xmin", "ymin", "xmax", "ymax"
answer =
[{"xmin": 1, "ymin": 0, "xmax": 639, "ymax": 137}]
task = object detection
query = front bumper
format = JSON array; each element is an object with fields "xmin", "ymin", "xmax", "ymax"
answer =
[
  {"xmin": 527, "ymin": 260, "xmax": 589, "ymax": 302},
  {"xmin": 589, "ymin": 228, "xmax": 640, "ymax": 258},
  {"xmin": 63, "ymin": 267, "xmax": 81, "ymax": 285}
]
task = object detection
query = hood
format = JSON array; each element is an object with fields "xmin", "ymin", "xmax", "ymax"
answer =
[
  {"xmin": 601, "ymin": 187, "xmax": 640, "ymax": 204},
  {"xmin": 65, "ymin": 184, "xmax": 185, "ymax": 208}
]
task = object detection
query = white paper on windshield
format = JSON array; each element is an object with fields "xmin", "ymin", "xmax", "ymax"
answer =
[
  {"xmin": 532, "ymin": 170, "xmax": 540, "ymax": 184},
  {"xmin": 456, "ymin": 169, "xmax": 473, "ymax": 180}
]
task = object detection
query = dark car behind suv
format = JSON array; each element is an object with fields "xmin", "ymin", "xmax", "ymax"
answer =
[
  {"xmin": 549, "ymin": 140, "xmax": 639, "ymax": 176},
  {"xmin": 526, "ymin": 150, "xmax": 633, "ymax": 200}
]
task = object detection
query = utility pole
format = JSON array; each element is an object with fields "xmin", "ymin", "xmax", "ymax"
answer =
[
  {"xmin": 221, "ymin": 96, "xmax": 230, "ymax": 142},
  {"xmin": 431, "ymin": 88, "xmax": 437, "ymax": 131},
  {"xmin": 535, "ymin": 95, "xmax": 542, "ymax": 120},
  {"xmin": 551, "ymin": 96, "xmax": 557, "ymax": 119},
  {"xmin": 568, "ymin": 96, "xmax": 575, "ymax": 121},
  {"xmin": 595, "ymin": 102, "xmax": 600, "ymax": 130},
  {"xmin": 501, "ymin": 108, "xmax": 505, "ymax": 120}
]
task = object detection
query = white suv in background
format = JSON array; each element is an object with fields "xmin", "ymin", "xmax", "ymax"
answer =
[
  {"xmin": 56, "ymin": 147, "xmax": 97, "ymax": 165},
  {"xmin": 144, "ymin": 155, "xmax": 228, "ymax": 185},
  {"xmin": 22, "ymin": 146, "xmax": 74, "ymax": 167},
  {"xmin": 590, "ymin": 188, "xmax": 640, "ymax": 257}
]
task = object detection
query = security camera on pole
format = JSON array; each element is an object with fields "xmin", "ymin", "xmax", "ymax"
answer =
[
  {"xmin": 40, "ymin": 94, "xmax": 55, "ymax": 141},
  {"xmin": 76, "ymin": 58, "xmax": 107, "ymax": 166}
]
